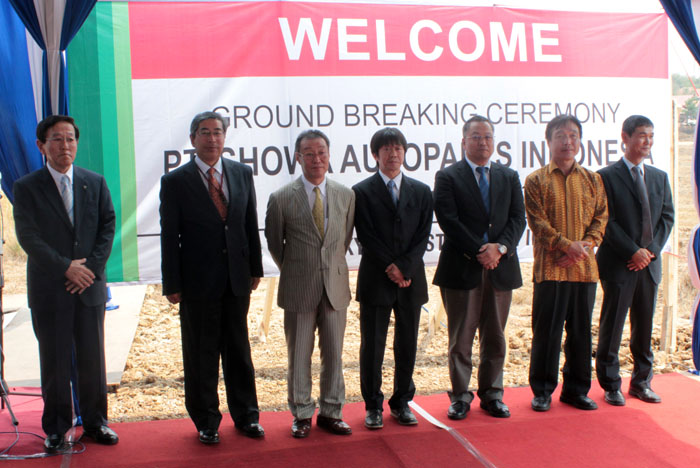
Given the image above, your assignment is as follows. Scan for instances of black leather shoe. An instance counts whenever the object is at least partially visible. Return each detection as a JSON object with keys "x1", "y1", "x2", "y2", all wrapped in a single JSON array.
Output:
[
  {"x1": 447, "y1": 400, "x2": 469, "y2": 420},
  {"x1": 364, "y1": 409, "x2": 383, "y2": 429},
  {"x1": 531, "y1": 395, "x2": 551, "y2": 412},
  {"x1": 198, "y1": 429, "x2": 220, "y2": 444},
  {"x1": 44, "y1": 434, "x2": 65, "y2": 453},
  {"x1": 238, "y1": 422, "x2": 265, "y2": 438},
  {"x1": 559, "y1": 393, "x2": 598, "y2": 410},
  {"x1": 316, "y1": 415, "x2": 352, "y2": 435},
  {"x1": 604, "y1": 390, "x2": 626, "y2": 406},
  {"x1": 391, "y1": 407, "x2": 418, "y2": 426},
  {"x1": 291, "y1": 418, "x2": 312, "y2": 438},
  {"x1": 83, "y1": 425, "x2": 119, "y2": 445},
  {"x1": 480, "y1": 399, "x2": 511, "y2": 418},
  {"x1": 629, "y1": 387, "x2": 661, "y2": 403}
]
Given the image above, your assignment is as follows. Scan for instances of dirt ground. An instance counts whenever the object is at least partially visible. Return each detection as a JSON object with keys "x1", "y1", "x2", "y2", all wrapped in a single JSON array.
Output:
[{"x1": 1, "y1": 142, "x2": 697, "y2": 424}]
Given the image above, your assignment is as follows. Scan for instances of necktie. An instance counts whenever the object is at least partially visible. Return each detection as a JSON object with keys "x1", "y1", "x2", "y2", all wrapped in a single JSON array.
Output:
[
  {"x1": 313, "y1": 186, "x2": 324, "y2": 239},
  {"x1": 387, "y1": 179, "x2": 398, "y2": 206},
  {"x1": 60, "y1": 174, "x2": 74, "y2": 225},
  {"x1": 476, "y1": 166, "x2": 490, "y2": 242},
  {"x1": 207, "y1": 167, "x2": 227, "y2": 220},
  {"x1": 632, "y1": 166, "x2": 653, "y2": 247},
  {"x1": 476, "y1": 166, "x2": 490, "y2": 216}
]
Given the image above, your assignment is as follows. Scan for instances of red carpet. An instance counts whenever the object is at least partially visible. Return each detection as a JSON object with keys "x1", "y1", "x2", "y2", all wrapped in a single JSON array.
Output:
[{"x1": 2, "y1": 373, "x2": 700, "y2": 467}]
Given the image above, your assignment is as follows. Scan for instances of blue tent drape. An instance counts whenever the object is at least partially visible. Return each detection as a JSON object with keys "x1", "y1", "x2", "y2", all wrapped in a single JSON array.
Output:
[
  {"x1": 0, "y1": 0, "x2": 97, "y2": 202},
  {"x1": 0, "y1": 2, "x2": 44, "y2": 202},
  {"x1": 8, "y1": 0, "x2": 96, "y2": 118},
  {"x1": 660, "y1": 0, "x2": 700, "y2": 371}
]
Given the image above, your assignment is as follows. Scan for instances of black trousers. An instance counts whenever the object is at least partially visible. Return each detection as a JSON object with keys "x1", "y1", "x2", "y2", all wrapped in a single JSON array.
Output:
[
  {"x1": 359, "y1": 298, "x2": 421, "y2": 411},
  {"x1": 596, "y1": 271, "x2": 657, "y2": 392},
  {"x1": 529, "y1": 281, "x2": 596, "y2": 398},
  {"x1": 32, "y1": 297, "x2": 107, "y2": 435},
  {"x1": 179, "y1": 284, "x2": 259, "y2": 431}
]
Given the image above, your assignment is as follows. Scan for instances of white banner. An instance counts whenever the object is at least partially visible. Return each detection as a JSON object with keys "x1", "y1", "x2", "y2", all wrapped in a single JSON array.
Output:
[{"x1": 133, "y1": 75, "x2": 670, "y2": 280}]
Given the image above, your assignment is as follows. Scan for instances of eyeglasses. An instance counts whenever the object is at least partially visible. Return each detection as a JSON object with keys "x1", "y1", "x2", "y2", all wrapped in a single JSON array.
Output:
[
  {"x1": 467, "y1": 135, "x2": 493, "y2": 142},
  {"x1": 47, "y1": 136, "x2": 76, "y2": 143},
  {"x1": 552, "y1": 134, "x2": 580, "y2": 143},
  {"x1": 197, "y1": 129, "x2": 225, "y2": 138},
  {"x1": 298, "y1": 151, "x2": 329, "y2": 161}
]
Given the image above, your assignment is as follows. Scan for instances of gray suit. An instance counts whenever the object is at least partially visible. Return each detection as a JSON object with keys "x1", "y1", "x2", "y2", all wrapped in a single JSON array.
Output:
[{"x1": 265, "y1": 176, "x2": 355, "y2": 419}]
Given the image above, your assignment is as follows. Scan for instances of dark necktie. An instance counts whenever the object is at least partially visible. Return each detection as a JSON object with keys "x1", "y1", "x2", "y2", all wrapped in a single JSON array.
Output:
[
  {"x1": 632, "y1": 166, "x2": 653, "y2": 247},
  {"x1": 208, "y1": 167, "x2": 227, "y2": 220},
  {"x1": 477, "y1": 166, "x2": 490, "y2": 243},
  {"x1": 476, "y1": 166, "x2": 490, "y2": 216},
  {"x1": 387, "y1": 179, "x2": 398, "y2": 206}
]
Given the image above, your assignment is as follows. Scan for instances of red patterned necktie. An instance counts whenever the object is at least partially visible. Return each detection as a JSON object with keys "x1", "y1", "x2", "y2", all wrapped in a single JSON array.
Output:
[{"x1": 207, "y1": 167, "x2": 227, "y2": 220}]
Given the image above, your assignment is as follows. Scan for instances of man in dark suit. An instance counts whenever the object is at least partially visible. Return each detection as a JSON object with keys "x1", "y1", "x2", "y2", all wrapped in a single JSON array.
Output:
[
  {"x1": 433, "y1": 115, "x2": 526, "y2": 420},
  {"x1": 13, "y1": 115, "x2": 117, "y2": 452},
  {"x1": 595, "y1": 115, "x2": 674, "y2": 406},
  {"x1": 160, "y1": 111, "x2": 264, "y2": 444},
  {"x1": 352, "y1": 128, "x2": 433, "y2": 430}
]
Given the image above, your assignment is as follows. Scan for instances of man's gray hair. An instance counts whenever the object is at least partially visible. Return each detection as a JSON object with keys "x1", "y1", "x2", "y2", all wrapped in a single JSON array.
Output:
[{"x1": 190, "y1": 111, "x2": 229, "y2": 136}]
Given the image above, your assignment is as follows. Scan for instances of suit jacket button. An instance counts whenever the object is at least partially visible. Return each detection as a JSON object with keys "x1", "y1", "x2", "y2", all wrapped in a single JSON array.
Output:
[
  {"x1": 74, "y1": 241, "x2": 79, "y2": 246},
  {"x1": 395, "y1": 217, "x2": 401, "y2": 223},
  {"x1": 223, "y1": 249, "x2": 227, "y2": 254},
  {"x1": 224, "y1": 226, "x2": 228, "y2": 230}
]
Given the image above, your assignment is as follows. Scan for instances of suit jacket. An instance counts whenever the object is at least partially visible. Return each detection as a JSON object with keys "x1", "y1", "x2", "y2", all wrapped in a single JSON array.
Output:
[
  {"x1": 433, "y1": 159, "x2": 526, "y2": 291},
  {"x1": 353, "y1": 172, "x2": 432, "y2": 306},
  {"x1": 596, "y1": 159, "x2": 674, "y2": 284},
  {"x1": 265, "y1": 177, "x2": 355, "y2": 311},
  {"x1": 160, "y1": 158, "x2": 263, "y2": 300},
  {"x1": 13, "y1": 166, "x2": 115, "y2": 309}
]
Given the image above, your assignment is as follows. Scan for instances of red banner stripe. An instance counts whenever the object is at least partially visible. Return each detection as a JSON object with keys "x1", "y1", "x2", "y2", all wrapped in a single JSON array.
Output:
[{"x1": 129, "y1": 2, "x2": 668, "y2": 79}]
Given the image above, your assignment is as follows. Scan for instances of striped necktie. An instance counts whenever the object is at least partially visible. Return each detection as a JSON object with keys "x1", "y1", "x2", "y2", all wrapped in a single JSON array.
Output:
[
  {"x1": 313, "y1": 186, "x2": 324, "y2": 239},
  {"x1": 208, "y1": 167, "x2": 227, "y2": 220}
]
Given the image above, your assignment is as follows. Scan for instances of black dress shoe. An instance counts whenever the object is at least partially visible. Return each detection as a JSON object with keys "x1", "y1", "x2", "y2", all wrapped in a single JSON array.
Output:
[
  {"x1": 390, "y1": 407, "x2": 418, "y2": 426},
  {"x1": 291, "y1": 418, "x2": 312, "y2": 438},
  {"x1": 44, "y1": 434, "x2": 65, "y2": 453},
  {"x1": 447, "y1": 400, "x2": 469, "y2": 420},
  {"x1": 238, "y1": 422, "x2": 265, "y2": 438},
  {"x1": 480, "y1": 399, "x2": 511, "y2": 418},
  {"x1": 364, "y1": 409, "x2": 383, "y2": 429},
  {"x1": 531, "y1": 395, "x2": 551, "y2": 412},
  {"x1": 316, "y1": 415, "x2": 352, "y2": 435},
  {"x1": 198, "y1": 429, "x2": 220, "y2": 444},
  {"x1": 629, "y1": 387, "x2": 661, "y2": 403},
  {"x1": 559, "y1": 393, "x2": 598, "y2": 410},
  {"x1": 604, "y1": 390, "x2": 626, "y2": 406},
  {"x1": 83, "y1": 425, "x2": 119, "y2": 445}
]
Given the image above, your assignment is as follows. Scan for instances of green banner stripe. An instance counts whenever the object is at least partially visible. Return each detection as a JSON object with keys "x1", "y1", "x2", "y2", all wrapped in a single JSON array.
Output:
[
  {"x1": 94, "y1": 3, "x2": 124, "y2": 281},
  {"x1": 67, "y1": 3, "x2": 140, "y2": 282},
  {"x1": 112, "y1": 2, "x2": 139, "y2": 281},
  {"x1": 67, "y1": 10, "x2": 103, "y2": 175}
]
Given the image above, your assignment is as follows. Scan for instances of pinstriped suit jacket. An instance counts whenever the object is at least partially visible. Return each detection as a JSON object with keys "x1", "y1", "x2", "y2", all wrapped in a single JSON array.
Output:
[{"x1": 265, "y1": 176, "x2": 355, "y2": 311}]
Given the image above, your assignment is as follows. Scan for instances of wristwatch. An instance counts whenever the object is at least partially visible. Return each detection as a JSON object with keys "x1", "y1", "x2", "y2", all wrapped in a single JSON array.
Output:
[{"x1": 497, "y1": 244, "x2": 507, "y2": 255}]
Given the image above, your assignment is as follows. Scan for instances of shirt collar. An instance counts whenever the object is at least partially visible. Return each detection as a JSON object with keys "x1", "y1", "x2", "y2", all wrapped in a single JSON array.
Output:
[
  {"x1": 47, "y1": 163, "x2": 73, "y2": 186},
  {"x1": 622, "y1": 156, "x2": 644, "y2": 176},
  {"x1": 465, "y1": 157, "x2": 491, "y2": 180},
  {"x1": 301, "y1": 174, "x2": 327, "y2": 196},
  {"x1": 547, "y1": 159, "x2": 580, "y2": 175},
  {"x1": 194, "y1": 155, "x2": 223, "y2": 175},
  {"x1": 378, "y1": 170, "x2": 402, "y2": 190}
]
